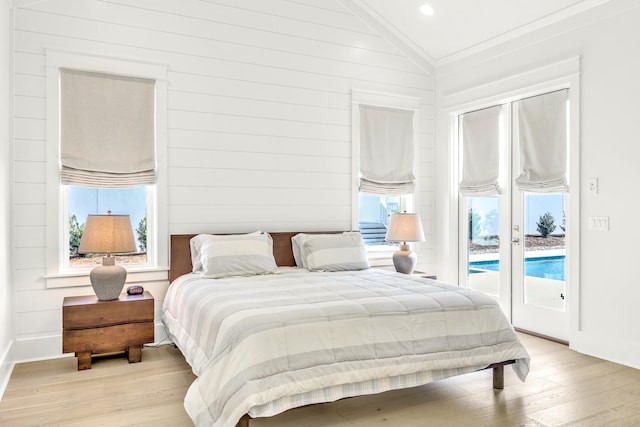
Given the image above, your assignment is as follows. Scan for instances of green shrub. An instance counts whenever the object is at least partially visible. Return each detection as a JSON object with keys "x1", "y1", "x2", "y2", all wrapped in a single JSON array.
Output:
[
  {"x1": 136, "y1": 214, "x2": 147, "y2": 252},
  {"x1": 536, "y1": 211, "x2": 556, "y2": 238},
  {"x1": 69, "y1": 214, "x2": 85, "y2": 257},
  {"x1": 468, "y1": 208, "x2": 482, "y2": 241}
]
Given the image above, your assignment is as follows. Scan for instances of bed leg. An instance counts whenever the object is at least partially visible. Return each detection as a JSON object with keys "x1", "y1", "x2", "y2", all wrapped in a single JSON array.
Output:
[
  {"x1": 493, "y1": 365, "x2": 505, "y2": 389},
  {"x1": 235, "y1": 414, "x2": 250, "y2": 427}
]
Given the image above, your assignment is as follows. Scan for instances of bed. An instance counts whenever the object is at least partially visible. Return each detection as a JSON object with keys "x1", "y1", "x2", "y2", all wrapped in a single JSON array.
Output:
[{"x1": 163, "y1": 232, "x2": 530, "y2": 427}]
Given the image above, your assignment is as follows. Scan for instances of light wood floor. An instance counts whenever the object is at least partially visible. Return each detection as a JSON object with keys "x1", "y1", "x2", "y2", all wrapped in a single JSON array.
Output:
[{"x1": 1, "y1": 333, "x2": 640, "y2": 426}]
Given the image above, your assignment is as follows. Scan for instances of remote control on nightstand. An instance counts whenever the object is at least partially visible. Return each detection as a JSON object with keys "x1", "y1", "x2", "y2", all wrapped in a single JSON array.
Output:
[{"x1": 127, "y1": 285, "x2": 144, "y2": 295}]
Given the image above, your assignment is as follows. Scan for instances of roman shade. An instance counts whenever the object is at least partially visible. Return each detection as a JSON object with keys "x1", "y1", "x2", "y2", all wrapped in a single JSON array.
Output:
[
  {"x1": 459, "y1": 105, "x2": 502, "y2": 196},
  {"x1": 515, "y1": 89, "x2": 569, "y2": 192},
  {"x1": 60, "y1": 69, "x2": 156, "y2": 187},
  {"x1": 359, "y1": 105, "x2": 415, "y2": 195}
]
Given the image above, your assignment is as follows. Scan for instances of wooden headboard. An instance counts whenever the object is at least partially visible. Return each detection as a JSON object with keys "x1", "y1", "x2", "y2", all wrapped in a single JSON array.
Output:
[{"x1": 169, "y1": 232, "x2": 339, "y2": 283}]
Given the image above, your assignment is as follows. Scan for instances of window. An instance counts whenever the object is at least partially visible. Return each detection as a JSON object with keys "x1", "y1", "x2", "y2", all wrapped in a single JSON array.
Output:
[
  {"x1": 67, "y1": 186, "x2": 148, "y2": 268},
  {"x1": 45, "y1": 50, "x2": 168, "y2": 288},
  {"x1": 358, "y1": 193, "x2": 413, "y2": 247},
  {"x1": 351, "y1": 90, "x2": 420, "y2": 260}
]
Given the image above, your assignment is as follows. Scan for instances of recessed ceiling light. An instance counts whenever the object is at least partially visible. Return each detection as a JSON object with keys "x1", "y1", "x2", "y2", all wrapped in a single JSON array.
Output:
[{"x1": 419, "y1": 4, "x2": 434, "y2": 16}]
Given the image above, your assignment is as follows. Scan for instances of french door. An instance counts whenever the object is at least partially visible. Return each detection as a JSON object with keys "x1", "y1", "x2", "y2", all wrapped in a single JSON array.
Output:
[
  {"x1": 458, "y1": 91, "x2": 571, "y2": 342},
  {"x1": 511, "y1": 191, "x2": 568, "y2": 340}
]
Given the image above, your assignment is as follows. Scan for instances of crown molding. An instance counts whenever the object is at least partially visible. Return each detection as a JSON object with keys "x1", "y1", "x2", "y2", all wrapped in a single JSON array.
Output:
[
  {"x1": 13, "y1": 0, "x2": 49, "y2": 7},
  {"x1": 338, "y1": 0, "x2": 622, "y2": 72},
  {"x1": 436, "y1": 0, "x2": 614, "y2": 66},
  {"x1": 337, "y1": 0, "x2": 434, "y2": 77}
]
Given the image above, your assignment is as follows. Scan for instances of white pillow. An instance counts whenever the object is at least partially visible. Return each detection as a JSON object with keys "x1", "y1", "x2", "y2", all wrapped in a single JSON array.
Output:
[
  {"x1": 301, "y1": 233, "x2": 370, "y2": 272},
  {"x1": 291, "y1": 233, "x2": 309, "y2": 268},
  {"x1": 292, "y1": 232, "x2": 363, "y2": 269},
  {"x1": 190, "y1": 231, "x2": 261, "y2": 272},
  {"x1": 292, "y1": 233, "x2": 335, "y2": 268},
  {"x1": 199, "y1": 232, "x2": 278, "y2": 279}
]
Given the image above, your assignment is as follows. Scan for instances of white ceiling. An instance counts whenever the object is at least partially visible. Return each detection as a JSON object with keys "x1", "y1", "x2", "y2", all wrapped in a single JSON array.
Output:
[{"x1": 354, "y1": 0, "x2": 611, "y2": 64}]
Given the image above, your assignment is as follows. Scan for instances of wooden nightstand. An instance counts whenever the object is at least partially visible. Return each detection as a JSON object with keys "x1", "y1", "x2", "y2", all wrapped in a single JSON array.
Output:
[
  {"x1": 413, "y1": 271, "x2": 437, "y2": 279},
  {"x1": 62, "y1": 291, "x2": 154, "y2": 370}
]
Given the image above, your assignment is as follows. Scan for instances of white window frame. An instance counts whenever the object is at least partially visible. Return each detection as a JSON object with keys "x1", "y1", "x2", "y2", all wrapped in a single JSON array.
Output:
[
  {"x1": 45, "y1": 50, "x2": 169, "y2": 288},
  {"x1": 351, "y1": 89, "x2": 420, "y2": 240}
]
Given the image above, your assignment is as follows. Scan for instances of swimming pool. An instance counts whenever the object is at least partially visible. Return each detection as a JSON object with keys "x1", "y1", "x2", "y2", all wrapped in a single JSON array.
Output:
[{"x1": 469, "y1": 255, "x2": 565, "y2": 281}]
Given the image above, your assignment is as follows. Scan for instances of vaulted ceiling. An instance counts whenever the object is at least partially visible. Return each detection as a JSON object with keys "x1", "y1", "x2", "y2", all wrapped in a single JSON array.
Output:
[{"x1": 344, "y1": 0, "x2": 612, "y2": 67}]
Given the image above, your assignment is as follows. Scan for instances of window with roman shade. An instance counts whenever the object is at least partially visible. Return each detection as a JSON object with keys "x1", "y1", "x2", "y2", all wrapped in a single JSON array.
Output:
[
  {"x1": 459, "y1": 105, "x2": 502, "y2": 196},
  {"x1": 359, "y1": 105, "x2": 415, "y2": 195},
  {"x1": 60, "y1": 69, "x2": 156, "y2": 187},
  {"x1": 515, "y1": 89, "x2": 569, "y2": 192},
  {"x1": 45, "y1": 50, "x2": 169, "y2": 288}
]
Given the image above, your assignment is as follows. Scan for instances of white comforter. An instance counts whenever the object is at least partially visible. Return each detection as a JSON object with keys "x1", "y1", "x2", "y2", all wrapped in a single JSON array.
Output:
[{"x1": 162, "y1": 269, "x2": 530, "y2": 427}]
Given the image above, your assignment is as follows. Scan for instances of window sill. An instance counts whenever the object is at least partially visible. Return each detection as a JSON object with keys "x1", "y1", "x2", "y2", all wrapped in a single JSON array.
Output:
[
  {"x1": 366, "y1": 247, "x2": 396, "y2": 268},
  {"x1": 45, "y1": 266, "x2": 169, "y2": 289}
]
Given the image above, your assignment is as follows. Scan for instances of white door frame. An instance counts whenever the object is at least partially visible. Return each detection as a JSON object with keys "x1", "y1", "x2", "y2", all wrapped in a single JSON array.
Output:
[{"x1": 446, "y1": 57, "x2": 581, "y2": 340}]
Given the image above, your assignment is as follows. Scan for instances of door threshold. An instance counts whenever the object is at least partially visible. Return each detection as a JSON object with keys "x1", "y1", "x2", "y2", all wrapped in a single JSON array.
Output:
[{"x1": 514, "y1": 327, "x2": 569, "y2": 346}]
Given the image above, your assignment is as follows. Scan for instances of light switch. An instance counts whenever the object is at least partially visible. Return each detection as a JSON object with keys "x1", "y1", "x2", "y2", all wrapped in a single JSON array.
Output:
[
  {"x1": 587, "y1": 178, "x2": 598, "y2": 194},
  {"x1": 589, "y1": 216, "x2": 609, "y2": 231}
]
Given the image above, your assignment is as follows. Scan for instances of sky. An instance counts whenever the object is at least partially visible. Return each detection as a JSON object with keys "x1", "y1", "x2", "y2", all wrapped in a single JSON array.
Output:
[
  {"x1": 469, "y1": 193, "x2": 565, "y2": 236},
  {"x1": 68, "y1": 186, "x2": 147, "y2": 247},
  {"x1": 68, "y1": 186, "x2": 562, "y2": 248}
]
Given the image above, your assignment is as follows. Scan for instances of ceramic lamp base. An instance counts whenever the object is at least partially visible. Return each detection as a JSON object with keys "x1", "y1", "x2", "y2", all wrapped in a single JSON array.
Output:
[
  {"x1": 90, "y1": 260, "x2": 127, "y2": 300},
  {"x1": 392, "y1": 249, "x2": 418, "y2": 274}
]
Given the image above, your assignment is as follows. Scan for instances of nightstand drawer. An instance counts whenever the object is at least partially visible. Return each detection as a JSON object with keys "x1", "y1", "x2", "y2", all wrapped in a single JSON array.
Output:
[
  {"x1": 63, "y1": 292, "x2": 154, "y2": 330},
  {"x1": 63, "y1": 322, "x2": 154, "y2": 354}
]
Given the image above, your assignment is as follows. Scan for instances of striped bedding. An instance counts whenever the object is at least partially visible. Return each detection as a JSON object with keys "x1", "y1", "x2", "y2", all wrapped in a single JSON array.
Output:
[{"x1": 162, "y1": 269, "x2": 530, "y2": 427}]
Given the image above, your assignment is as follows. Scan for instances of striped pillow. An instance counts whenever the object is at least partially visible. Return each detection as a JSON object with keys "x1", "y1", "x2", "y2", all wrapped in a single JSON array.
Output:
[
  {"x1": 190, "y1": 231, "x2": 261, "y2": 272},
  {"x1": 291, "y1": 233, "x2": 311, "y2": 268},
  {"x1": 199, "y1": 232, "x2": 278, "y2": 279},
  {"x1": 301, "y1": 233, "x2": 370, "y2": 272}
]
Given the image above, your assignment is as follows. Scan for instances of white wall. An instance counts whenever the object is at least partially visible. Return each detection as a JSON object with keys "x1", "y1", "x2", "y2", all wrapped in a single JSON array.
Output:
[
  {"x1": 0, "y1": 0, "x2": 15, "y2": 398},
  {"x1": 434, "y1": 0, "x2": 640, "y2": 368},
  {"x1": 10, "y1": 0, "x2": 434, "y2": 361}
]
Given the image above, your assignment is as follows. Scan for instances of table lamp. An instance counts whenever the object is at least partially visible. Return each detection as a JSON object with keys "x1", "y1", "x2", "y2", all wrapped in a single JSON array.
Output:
[
  {"x1": 78, "y1": 212, "x2": 137, "y2": 300},
  {"x1": 385, "y1": 212, "x2": 425, "y2": 274}
]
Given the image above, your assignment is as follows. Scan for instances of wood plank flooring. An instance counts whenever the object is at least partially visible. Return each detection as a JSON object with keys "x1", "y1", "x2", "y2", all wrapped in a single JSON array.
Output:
[{"x1": 1, "y1": 333, "x2": 639, "y2": 426}]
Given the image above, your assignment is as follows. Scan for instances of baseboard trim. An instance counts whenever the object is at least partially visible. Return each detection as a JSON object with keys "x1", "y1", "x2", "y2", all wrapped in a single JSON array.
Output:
[
  {"x1": 0, "y1": 339, "x2": 15, "y2": 401},
  {"x1": 11, "y1": 323, "x2": 169, "y2": 366},
  {"x1": 570, "y1": 331, "x2": 640, "y2": 370}
]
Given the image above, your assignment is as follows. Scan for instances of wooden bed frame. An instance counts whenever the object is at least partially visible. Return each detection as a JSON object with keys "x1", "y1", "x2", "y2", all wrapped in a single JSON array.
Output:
[
  {"x1": 170, "y1": 232, "x2": 304, "y2": 283},
  {"x1": 168, "y1": 233, "x2": 515, "y2": 427}
]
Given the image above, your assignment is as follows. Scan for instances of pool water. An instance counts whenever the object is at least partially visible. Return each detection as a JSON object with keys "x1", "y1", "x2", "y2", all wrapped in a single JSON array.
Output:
[{"x1": 469, "y1": 255, "x2": 565, "y2": 281}]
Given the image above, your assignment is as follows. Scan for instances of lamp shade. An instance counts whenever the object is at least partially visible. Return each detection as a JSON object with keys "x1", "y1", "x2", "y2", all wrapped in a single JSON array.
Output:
[
  {"x1": 78, "y1": 213, "x2": 136, "y2": 300},
  {"x1": 385, "y1": 212, "x2": 425, "y2": 243},
  {"x1": 78, "y1": 214, "x2": 136, "y2": 255}
]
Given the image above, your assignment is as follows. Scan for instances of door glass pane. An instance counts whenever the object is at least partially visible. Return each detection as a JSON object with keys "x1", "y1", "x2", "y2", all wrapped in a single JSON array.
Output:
[
  {"x1": 467, "y1": 196, "x2": 501, "y2": 296},
  {"x1": 523, "y1": 193, "x2": 566, "y2": 311}
]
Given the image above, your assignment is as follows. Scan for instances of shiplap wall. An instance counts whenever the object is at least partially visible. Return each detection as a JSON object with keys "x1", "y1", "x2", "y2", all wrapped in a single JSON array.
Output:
[
  {"x1": 1, "y1": 0, "x2": 14, "y2": 393},
  {"x1": 11, "y1": 0, "x2": 434, "y2": 360}
]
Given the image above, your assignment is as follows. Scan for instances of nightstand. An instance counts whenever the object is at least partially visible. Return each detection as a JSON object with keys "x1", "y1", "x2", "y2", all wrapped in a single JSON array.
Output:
[
  {"x1": 413, "y1": 271, "x2": 437, "y2": 279},
  {"x1": 62, "y1": 291, "x2": 154, "y2": 370}
]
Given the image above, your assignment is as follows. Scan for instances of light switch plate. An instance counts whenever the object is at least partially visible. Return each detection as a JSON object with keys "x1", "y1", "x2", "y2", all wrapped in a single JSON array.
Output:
[
  {"x1": 587, "y1": 177, "x2": 598, "y2": 194},
  {"x1": 589, "y1": 216, "x2": 609, "y2": 231}
]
